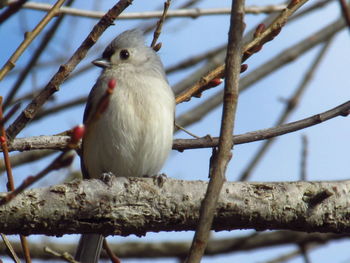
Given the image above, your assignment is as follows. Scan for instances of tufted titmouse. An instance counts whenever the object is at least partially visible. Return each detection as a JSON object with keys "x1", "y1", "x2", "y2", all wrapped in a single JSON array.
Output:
[{"x1": 75, "y1": 29, "x2": 175, "y2": 263}]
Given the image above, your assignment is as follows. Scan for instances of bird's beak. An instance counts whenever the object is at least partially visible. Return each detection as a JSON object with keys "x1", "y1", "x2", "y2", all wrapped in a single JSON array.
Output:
[{"x1": 92, "y1": 58, "x2": 111, "y2": 68}]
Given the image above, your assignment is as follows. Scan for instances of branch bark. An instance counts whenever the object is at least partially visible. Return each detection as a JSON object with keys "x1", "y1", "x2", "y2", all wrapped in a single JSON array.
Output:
[{"x1": 1, "y1": 177, "x2": 350, "y2": 236}]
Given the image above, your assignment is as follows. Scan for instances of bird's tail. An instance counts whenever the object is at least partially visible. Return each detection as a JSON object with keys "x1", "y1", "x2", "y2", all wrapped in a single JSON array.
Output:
[{"x1": 75, "y1": 234, "x2": 104, "y2": 263}]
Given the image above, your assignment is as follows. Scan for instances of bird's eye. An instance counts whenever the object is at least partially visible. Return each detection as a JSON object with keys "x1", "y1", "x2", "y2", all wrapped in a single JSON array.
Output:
[{"x1": 119, "y1": 49, "x2": 130, "y2": 60}]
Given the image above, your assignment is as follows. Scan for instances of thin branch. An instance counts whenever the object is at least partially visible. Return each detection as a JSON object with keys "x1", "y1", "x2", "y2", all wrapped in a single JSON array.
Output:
[
  {"x1": 1, "y1": 233, "x2": 20, "y2": 263},
  {"x1": 175, "y1": 0, "x2": 310, "y2": 105},
  {"x1": 34, "y1": 96, "x2": 86, "y2": 121},
  {"x1": 43, "y1": 246, "x2": 78, "y2": 263},
  {"x1": 4, "y1": 99, "x2": 350, "y2": 152},
  {"x1": 150, "y1": 0, "x2": 171, "y2": 48},
  {"x1": 299, "y1": 244, "x2": 311, "y2": 263},
  {"x1": 238, "y1": 39, "x2": 332, "y2": 181},
  {"x1": 0, "y1": 97, "x2": 32, "y2": 262},
  {"x1": 173, "y1": 100, "x2": 350, "y2": 151},
  {"x1": 0, "y1": 150, "x2": 56, "y2": 172},
  {"x1": 5, "y1": 0, "x2": 133, "y2": 141},
  {"x1": 166, "y1": 45, "x2": 225, "y2": 74},
  {"x1": 186, "y1": 1, "x2": 244, "y2": 262},
  {"x1": 0, "y1": 0, "x2": 66, "y2": 81},
  {"x1": 8, "y1": 2, "x2": 288, "y2": 20},
  {"x1": 175, "y1": 17, "x2": 345, "y2": 129},
  {"x1": 172, "y1": 0, "x2": 333, "y2": 96},
  {"x1": 103, "y1": 239, "x2": 121, "y2": 263},
  {"x1": 0, "y1": 0, "x2": 27, "y2": 24},
  {"x1": 338, "y1": 0, "x2": 350, "y2": 31},
  {"x1": 3, "y1": 0, "x2": 75, "y2": 109}
]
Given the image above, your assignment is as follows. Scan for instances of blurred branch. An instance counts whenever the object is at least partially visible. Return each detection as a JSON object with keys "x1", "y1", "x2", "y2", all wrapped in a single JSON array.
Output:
[
  {"x1": 1, "y1": 177, "x2": 350, "y2": 235},
  {"x1": 176, "y1": 17, "x2": 345, "y2": 128},
  {"x1": 0, "y1": 0, "x2": 27, "y2": 24},
  {"x1": 4, "y1": 99, "x2": 350, "y2": 152},
  {"x1": 263, "y1": 245, "x2": 316, "y2": 263},
  {"x1": 5, "y1": 0, "x2": 133, "y2": 141},
  {"x1": 0, "y1": 0, "x2": 66, "y2": 81},
  {"x1": 338, "y1": 0, "x2": 350, "y2": 31},
  {"x1": 0, "y1": 150, "x2": 56, "y2": 172},
  {"x1": 8, "y1": 2, "x2": 288, "y2": 19},
  {"x1": 186, "y1": 1, "x2": 244, "y2": 262},
  {"x1": 238, "y1": 39, "x2": 332, "y2": 181},
  {"x1": 166, "y1": 45, "x2": 225, "y2": 74},
  {"x1": 34, "y1": 96, "x2": 86, "y2": 121},
  {"x1": 2, "y1": 231, "x2": 348, "y2": 260}
]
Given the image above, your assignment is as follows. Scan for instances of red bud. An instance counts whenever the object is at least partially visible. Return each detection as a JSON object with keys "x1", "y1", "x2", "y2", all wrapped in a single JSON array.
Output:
[
  {"x1": 71, "y1": 124, "x2": 85, "y2": 144},
  {"x1": 240, "y1": 64, "x2": 248, "y2": 73},
  {"x1": 209, "y1": 78, "x2": 223, "y2": 87}
]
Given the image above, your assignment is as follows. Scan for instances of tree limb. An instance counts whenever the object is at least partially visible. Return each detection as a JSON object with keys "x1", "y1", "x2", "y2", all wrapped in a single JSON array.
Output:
[{"x1": 1, "y1": 177, "x2": 350, "y2": 236}]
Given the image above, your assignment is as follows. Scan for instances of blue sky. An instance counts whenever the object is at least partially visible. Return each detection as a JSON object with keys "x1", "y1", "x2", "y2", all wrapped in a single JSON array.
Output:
[{"x1": 1, "y1": 0, "x2": 350, "y2": 262}]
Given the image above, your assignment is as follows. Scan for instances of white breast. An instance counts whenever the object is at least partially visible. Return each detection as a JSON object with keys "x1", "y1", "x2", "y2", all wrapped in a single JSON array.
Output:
[{"x1": 82, "y1": 73, "x2": 175, "y2": 178}]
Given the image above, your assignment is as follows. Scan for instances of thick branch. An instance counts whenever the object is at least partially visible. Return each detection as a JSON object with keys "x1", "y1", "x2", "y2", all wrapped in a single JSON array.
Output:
[{"x1": 0, "y1": 177, "x2": 350, "y2": 236}]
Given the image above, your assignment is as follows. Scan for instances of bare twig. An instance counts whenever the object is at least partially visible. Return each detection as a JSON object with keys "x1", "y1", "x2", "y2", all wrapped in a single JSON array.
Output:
[
  {"x1": 176, "y1": 0, "x2": 309, "y2": 105},
  {"x1": 238, "y1": 39, "x2": 332, "y2": 181},
  {"x1": 173, "y1": 0, "x2": 333, "y2": 97},
  {"x1": 176, "y1": 17, "x2": 345, "y2": 129},
  {"x1": 173, "y1": 100, "x2": 350, "y2": 151},
  {"x1": 0, "y1": 0, "x2": 66, "y2": 81},
  {"x1": 0, "y1": 0, "x2": 27, "y2": 24},
  {"x1": 1, "y1": 233, "x2": 20, "y2": 263},
  {"x1": 8, "y1": 2, "x2": 288, "y2": 19},
  {"x1": 3, "y1": 0, "x2": 75, "y2": 109},
  {"x1": 166, "y1": 45, "x2": 225, "y2": 74},
  {"x1": 35, "y1": 96, "x2": 86, "y2": 121},
  {"x1": 150, "y1": 0, "x2": 171, "y2": 48},
  {"x1": 186, "y1": 1, "x2": 245, "y2": 262},
  {"x1": 103, "y1": 239, "x2": 121, "y2": 263},
  {"x1": 5, "y1": 0, "x2": 133, "y2": 141}
]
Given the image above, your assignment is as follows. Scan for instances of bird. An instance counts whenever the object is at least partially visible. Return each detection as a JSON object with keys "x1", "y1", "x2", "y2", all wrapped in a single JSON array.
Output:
[{"x1": 75, "y1": 29, "x2": 175, "y2": 263}]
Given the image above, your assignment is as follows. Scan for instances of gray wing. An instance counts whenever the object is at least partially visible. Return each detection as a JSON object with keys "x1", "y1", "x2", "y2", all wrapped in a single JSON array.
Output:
[{"x1": 81, "y1": 83, "x2": 99, "y2": 179}]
